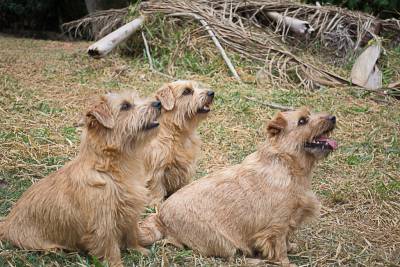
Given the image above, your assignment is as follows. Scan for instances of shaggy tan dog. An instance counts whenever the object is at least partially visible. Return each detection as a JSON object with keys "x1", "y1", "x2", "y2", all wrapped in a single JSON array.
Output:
[
  {"x1": 145, "y1": 80, "x2": 214, "y2": 206},
  {"x1": 0, "y1": 91, "x2": 162, "y2": 267},
  {"x1": 139, "y1": 107, "x2": 338, "y2": 266}
]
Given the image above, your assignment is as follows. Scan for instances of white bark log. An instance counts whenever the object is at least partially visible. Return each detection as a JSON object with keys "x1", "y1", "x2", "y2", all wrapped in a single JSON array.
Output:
[
  {"x1": 266, "y1": 12, "x2": 314, "y2": 35},
  {"x1": 87, "y1": 16, "x2": 144, "y2": 58}
]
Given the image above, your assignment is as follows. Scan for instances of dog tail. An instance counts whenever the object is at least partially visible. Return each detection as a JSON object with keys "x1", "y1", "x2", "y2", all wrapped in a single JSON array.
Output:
[{"x1": 138, "y1": 213, "x2": 165, "y2": 247}]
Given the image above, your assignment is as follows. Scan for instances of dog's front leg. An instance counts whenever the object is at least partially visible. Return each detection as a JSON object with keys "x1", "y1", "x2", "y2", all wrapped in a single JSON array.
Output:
[
  {"x1": 253, "y1": 226, "x2": 296, "y2": 267},
  {"x1": 285, "y1": 226, "x2": 298, "y2": 254},
  {"x1": 274, "y1": 234, "x2": 297, "y2": 267},
  {"x1": 81, "y1": 218, "x2": 124, "y2": 267},
  {"x1": 147, "y1": 170, "x2": 167, "y2": 207},
  {"x1": 83, "y1": 233, "x2": 123, "y2": 267}
]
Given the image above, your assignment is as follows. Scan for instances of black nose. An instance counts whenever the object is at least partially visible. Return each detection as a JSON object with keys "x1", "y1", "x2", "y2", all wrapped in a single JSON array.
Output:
[
  {"x1": 328, "y1": 115, "x2": 336, "y2": 124},
  {"x1": 207, "y1": 91, "x2": 215, "y2": 97},
  {"x1": 151, "y1": 101, "x2": 162, "y2": 109}
]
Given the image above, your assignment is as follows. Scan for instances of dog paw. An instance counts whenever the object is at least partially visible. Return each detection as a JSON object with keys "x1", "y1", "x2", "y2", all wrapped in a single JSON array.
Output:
[
  {"x1": 245, "y1": 258, "x2": 265, "y2": 265},
  {"x1": 287, "y1": 242, "x2": 299, "y2": 253},
  {"x1": 280, "y1": 258, "x2": 297, "y2": 267},
  {"x1": 134, "y1": 246, "x2": 150, "y2": 256},
  {"x1": 163, "y1": 236, "x2": 184, "y2": 249}
]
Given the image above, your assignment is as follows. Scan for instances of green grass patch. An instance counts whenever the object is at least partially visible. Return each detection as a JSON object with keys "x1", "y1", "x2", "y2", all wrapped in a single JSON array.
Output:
[
  {"x1": 373, "y1": 179, "x2": 400, "y2": 201},
  {"x1": 0, "y1": 35, "x2": 399, "y2": 267}
]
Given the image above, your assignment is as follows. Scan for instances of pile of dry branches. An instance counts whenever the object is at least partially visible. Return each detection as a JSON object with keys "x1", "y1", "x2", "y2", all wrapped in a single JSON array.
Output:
[
  {"x1": 210, "y1": 1, "x2": 398, "y2": 53},
  {"x1": 62, "y1": 0, "x2": 400, "y2": 90}
]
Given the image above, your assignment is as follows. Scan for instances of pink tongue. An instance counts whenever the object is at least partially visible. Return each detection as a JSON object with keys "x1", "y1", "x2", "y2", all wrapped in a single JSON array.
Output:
[{"x1": 317, "y1": 136, "x2": 338, "y2": 150}]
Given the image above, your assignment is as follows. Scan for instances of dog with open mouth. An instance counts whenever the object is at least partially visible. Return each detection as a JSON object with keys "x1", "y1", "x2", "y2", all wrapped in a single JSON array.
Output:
[
  {"x1": 139, "y1": 107, "x2": 337, "y2": 266},
  {"x1": 0, "y1": 91, "x2": 162, "y2": 267},
  {"x1": 144, "y1": 80, "x2": 214, "y2": 207}
]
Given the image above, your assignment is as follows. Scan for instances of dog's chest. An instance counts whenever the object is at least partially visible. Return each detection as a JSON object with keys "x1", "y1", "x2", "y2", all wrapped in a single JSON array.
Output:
[
  {"x1": 163, "y1": 134, "x2": 199, "y2": 167},
  {"x1": 161, "y1": 136, "x2": 200, "y2": 190},
  {"x1": 100, "y1": 176, "x2": 146, "y2": 214},
  {"x1": 163, "y1": 149, "x2": 196, "y2": 180},
  {"x1": 280, "y1": 189, "x2": 321, "y2": 229}
]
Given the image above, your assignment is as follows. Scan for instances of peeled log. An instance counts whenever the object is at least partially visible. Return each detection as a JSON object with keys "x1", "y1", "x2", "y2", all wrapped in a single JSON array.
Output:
[
  {"x1": 266, "y1": 12, "x2": 314, "y2": 35},
  {"x1": 87, "y1": 16, "x2": 144, "y2": 58}
]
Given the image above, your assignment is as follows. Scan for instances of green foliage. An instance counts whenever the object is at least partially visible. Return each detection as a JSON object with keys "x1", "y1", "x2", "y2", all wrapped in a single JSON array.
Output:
[
  {"x1": 305, "y1": 0, "x2": 400, "y2": 18},
  {"x1": 123, "y1": 13, "x2": 228, "y2": 78}
]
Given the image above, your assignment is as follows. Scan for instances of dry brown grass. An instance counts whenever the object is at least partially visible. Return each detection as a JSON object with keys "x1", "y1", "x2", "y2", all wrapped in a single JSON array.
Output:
[{"x1": 0, "y1": 35, "x2": 399, "y2": 266}]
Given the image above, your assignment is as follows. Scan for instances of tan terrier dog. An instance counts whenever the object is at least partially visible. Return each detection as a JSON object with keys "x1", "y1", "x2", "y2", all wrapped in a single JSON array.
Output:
[
  {"x1": 139, "y1": 107, "x2": 338, "y2": 266},
  {"x1": 0, "y1": 91, "x2": 162, "y2": 267},
  {"x1": 144, "y1": 80, "x2": 214, "y2": 206}
]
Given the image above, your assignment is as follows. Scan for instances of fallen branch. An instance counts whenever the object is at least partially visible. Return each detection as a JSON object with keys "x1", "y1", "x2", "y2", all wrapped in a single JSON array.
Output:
[
  {"x1": 142, "y1": 31, "x2": 155, "y2": 70},
  {"x1": 244, "y1": 96, "x2": 293, "y2": 111},
  {"x1": 169, "y1": 12, "x2": 241, "y2": 81},
  {"x1": 388, "y1": 81, "x2": 400, "y2": 89},
  {"x1": 354, "y1": 86, "x2": 398, "y2": 97},
  {"x1": 198, "y1": 18, "x2": 241, "y2": 81},
  {"x1": 87, "y1": 16, "x2": 145, "y2": 58}
]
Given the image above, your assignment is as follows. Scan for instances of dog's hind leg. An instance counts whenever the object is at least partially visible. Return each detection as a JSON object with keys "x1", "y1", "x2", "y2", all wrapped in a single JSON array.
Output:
[
  {"x1": 274, "y1": 234, "x2": 295, "y2": 267},
  {"x1": 164, "y1": 235, "x2": 184, "y2": 249}
]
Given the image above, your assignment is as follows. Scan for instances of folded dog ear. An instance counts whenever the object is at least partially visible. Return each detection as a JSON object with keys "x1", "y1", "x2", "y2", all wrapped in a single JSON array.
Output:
[
  {"x1": 156, "y1": 85, "x2": 175, "y2": 111},
  {"x1": 86, "y1": 98, "x2": 115, "y2": 129},
  {"x1": 266, "y1": 113, "x2": 287, "y2": 137}
]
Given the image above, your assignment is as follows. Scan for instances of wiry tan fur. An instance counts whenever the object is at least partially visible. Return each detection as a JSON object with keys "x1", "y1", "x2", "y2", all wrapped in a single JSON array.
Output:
[
  {"x1": 139, "y1": 107, "x2": 337, "y2": 266},
  {"x1": 0, "y1": 91, "x2": 162, "y2": 267},
  {"x1": 144, "y1": 80, "x2": 214, "y2": 206}
]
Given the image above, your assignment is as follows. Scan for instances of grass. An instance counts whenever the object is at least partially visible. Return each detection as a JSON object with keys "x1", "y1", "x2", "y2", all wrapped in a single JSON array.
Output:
[{"x1": 0, "y1": 35, "x2": 399, "y2": 266}]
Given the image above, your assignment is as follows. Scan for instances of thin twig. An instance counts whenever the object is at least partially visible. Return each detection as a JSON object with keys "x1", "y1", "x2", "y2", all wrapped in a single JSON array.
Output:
[
  {"x1": 355, "y1": 86, "x2": 398, "y2": 97},
  {"x1": 142, "y1": 31, "x2": 155, "y2": 70},
  {"x1": 244, "y1": 96, "x2": 294, "y2": 111},
  {"x1": 199, "y1": 18, "x2": 241, "y2": 81}
]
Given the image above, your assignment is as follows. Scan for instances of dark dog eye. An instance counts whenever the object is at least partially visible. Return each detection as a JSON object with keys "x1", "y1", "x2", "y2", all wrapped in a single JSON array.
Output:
[
  {"x1": 182, "y1": 88, "x2": 193, "y2": 96},
  {"x1": 120, "y1": 101, "x2": 132, "y2": 111},
  {"x1": 298, "y1": 117, "x2": 308, "y2": 126}
]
